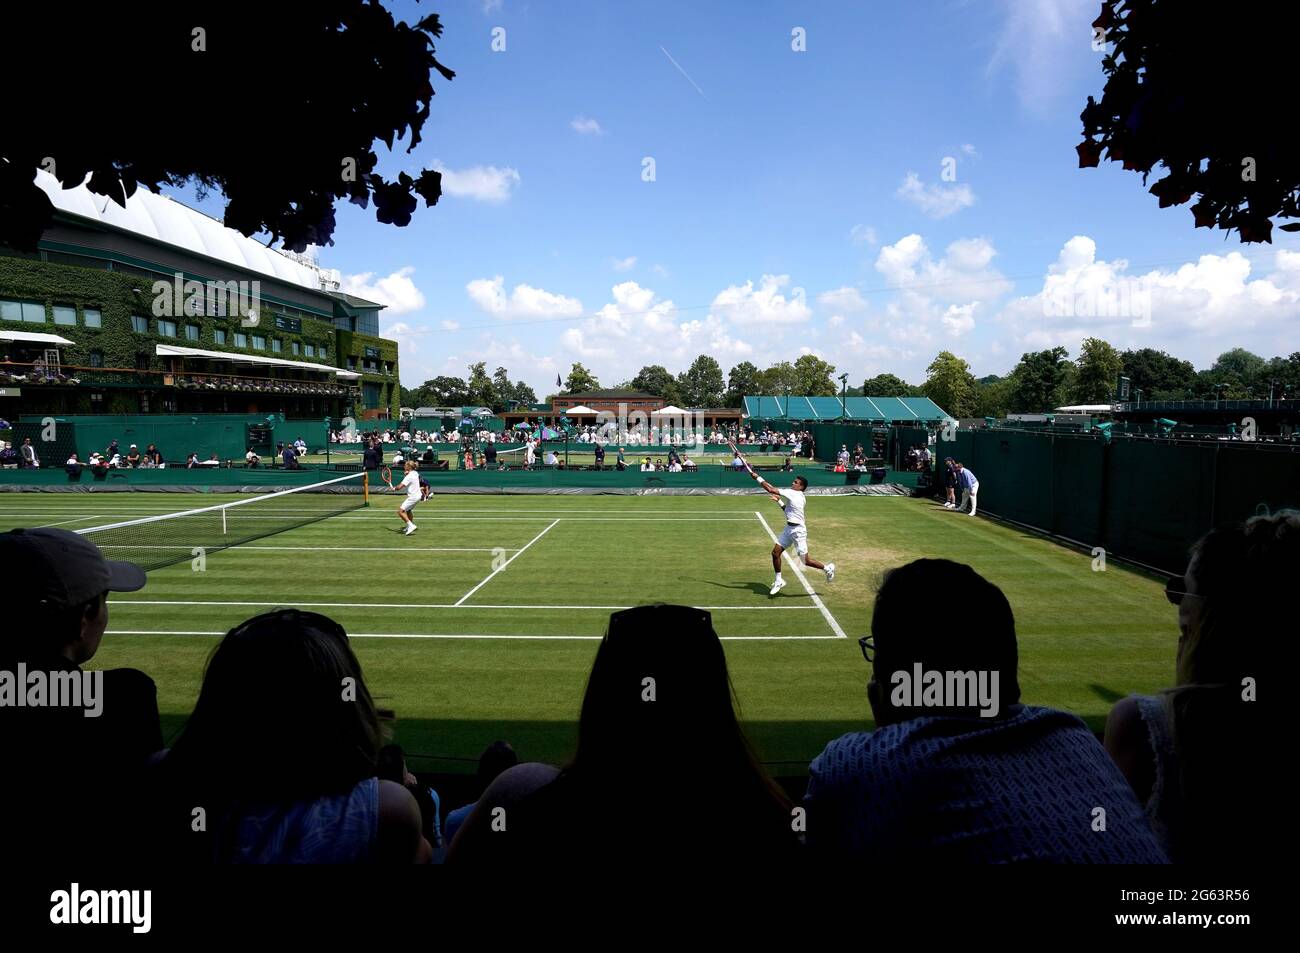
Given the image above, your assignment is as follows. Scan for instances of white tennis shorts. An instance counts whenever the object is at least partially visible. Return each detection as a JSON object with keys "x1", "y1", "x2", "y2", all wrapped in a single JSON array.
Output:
[
  {"x1": 400, "y1": 498, "x2": 419, "y2": 513},
  {"x1": 777, "y1": 523, "x2": 808, "y2": 556}
]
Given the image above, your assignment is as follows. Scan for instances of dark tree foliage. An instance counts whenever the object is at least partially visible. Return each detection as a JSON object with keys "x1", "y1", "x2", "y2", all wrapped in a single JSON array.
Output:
[
  {"x1": 1078, "y1": 0, "x2": 1298, "y2": 242},
  {"x1": 0, "y1": 1, "x2": 454, "y2": 252}
]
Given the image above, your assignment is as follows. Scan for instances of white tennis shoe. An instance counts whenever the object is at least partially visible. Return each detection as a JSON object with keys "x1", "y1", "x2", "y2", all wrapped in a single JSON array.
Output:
[
  {"x1": 769, "y1": 577, "x2": 787, "y2": 596},
  {"x1": 404, "y1": 523, "x2": 418, "y2": 536},
  {"x1": 824, "y1": 563, "x2": 836, "y2": 583}
]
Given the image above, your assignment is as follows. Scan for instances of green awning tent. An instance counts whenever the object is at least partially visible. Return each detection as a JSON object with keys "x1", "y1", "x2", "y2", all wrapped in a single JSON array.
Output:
[{"x1": 741, "y1": 395, "x2": 950, "y2": 423}]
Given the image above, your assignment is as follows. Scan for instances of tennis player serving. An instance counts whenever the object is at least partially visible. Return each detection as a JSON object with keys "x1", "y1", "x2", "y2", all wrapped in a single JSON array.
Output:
[
  {"x1": 730, "y1": 442, "x2": 835, "y2": 596},
  {"x1": 390, "y1": 460, "x2": 423, "y2": 536}
]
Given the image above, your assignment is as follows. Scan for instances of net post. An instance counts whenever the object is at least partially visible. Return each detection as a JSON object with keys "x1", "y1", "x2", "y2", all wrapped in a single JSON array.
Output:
[
  {"x1": 363, "y1": 471, "x2": 370, "y2": 506},
  {"x1": 222, "y1": 505, "x2": 227, "y2": 536}
]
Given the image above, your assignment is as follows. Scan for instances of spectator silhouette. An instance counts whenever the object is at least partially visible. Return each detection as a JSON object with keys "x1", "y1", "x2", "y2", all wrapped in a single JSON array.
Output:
[
  {"x1": 377, "y1": 743, "x2": 443, "y2": 851},
  {"x1": 1105, "y1": 512, "x2": 1287, "y2": 864},
  {"x1": 448, "y1": 604, "x2": 799, "y2": 867},
  {"x1": 443, "y1": 741, "x2": 518, "y2": 847},
  {"x1": 805, "y1": 559, "x2": 1167, "y2": 863},
  {"x1": 0, "y1": 528, "x2": 159, "y2": 861},
  {"x1": 148, "y1": 609, "x2": 428, "y2": 863}
]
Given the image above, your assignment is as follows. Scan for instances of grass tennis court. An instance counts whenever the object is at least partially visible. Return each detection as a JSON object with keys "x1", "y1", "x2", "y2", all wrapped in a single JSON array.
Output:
[{"x1": 0, "y1": 491, "x2": 1176, "y2": 772}]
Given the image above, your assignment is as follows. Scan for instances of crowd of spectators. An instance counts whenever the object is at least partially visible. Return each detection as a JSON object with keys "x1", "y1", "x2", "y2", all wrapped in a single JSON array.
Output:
[
  {"x1": 173, "y1": 374, "x2": 351, "y2": 397},
  {"x1": 0, "y1": 355, "x2": 80, "y2": 386},
  {"x1": 1, "y1": 510, "x2": 1283, "y2": 865}
]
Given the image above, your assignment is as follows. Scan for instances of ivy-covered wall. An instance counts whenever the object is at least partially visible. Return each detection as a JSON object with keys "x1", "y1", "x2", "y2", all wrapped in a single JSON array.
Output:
[
  {"x1": 336, "y1": 328, "x2": 400, "y2": 419},
  {"x1": 0, "y1": 257, "x2": 342, "y2": 369}
]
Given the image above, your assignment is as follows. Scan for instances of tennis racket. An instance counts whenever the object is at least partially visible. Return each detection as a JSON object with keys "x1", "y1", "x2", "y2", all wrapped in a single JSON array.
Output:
[{"x1": 380, "y1": 465, "x2": 394, "y2": 489}]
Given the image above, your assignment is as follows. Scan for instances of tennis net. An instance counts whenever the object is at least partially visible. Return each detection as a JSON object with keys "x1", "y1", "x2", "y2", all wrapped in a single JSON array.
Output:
[{"x1": 76, "y1": 471, "x2": 368, "y2": 572}]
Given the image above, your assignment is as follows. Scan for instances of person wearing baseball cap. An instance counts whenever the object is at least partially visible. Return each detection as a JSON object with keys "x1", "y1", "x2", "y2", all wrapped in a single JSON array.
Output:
[
  {"x1": 1, "y1": 527, "x2": 147, "y2": 662},
  {"x1": 0, "y1": 528, "x2": 160, "y2": 859}
]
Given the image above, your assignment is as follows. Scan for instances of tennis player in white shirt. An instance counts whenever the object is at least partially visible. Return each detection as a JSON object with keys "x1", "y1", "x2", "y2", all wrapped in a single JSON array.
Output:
[
  {"x1": 393, "y1": 460, "x2": 423, "y2": 536},
  {"x1": 732, "y1": 445, "x2": 835, "y2": 595}
]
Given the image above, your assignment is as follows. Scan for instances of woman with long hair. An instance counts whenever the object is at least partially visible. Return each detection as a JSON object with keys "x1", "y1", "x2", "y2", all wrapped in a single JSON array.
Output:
[
  {"x1": 1105, "y1": 511, "x2": 1290, "y2": 863},
  {"x1": 448, "y1": 604, "x2": 799, "y2": 866},
  {"x1": 149, "y1": 609, "x2": 428, "y2": 863}
]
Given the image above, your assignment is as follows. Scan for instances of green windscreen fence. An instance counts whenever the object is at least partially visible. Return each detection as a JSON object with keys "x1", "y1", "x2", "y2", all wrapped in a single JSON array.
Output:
[
  {"x1": 1104, "y1": 441, "x2": 1218, "y2": 570},
  {"x1": 941, "y1": 429, "x2": 1300, "y2": 572}
]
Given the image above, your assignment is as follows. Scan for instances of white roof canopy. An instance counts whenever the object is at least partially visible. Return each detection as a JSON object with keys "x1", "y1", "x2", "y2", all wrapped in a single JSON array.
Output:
[
  {"x1": 35, "y1": 170, "x2": 322, "y2": 291},
  {"x1": 651, "y1": 405, "x2": 689, "y2": 415},
  {"x1": 1054, "y1": 404, "x2": 1115, "y2": 413},
  {"x1": 562, "y1": 405, "x2": 597, "y2": 414},
  {"x1": 155, "y1": 344, "x2": 359, "y2": 378},
  {"x1": 0, "y1": 330, "x2": 76, "y2": 346}
]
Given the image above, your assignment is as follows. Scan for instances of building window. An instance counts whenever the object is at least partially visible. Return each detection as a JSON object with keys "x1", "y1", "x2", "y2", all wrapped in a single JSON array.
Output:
[
  {"x1": 4, "y1": 300, "x2": 48, "y2": 323},
  {"x1": 319, "y1": 345, "x2": 327, "y2": 359},
  {"x1": 186, "y1": 324, "x2": 200, "y2": 341},
  {"x1": 252, "y1": 335, "x2": 266, "y2": 351},
  {"x1": 214, "y1": 329, "x2": 227, "y2": 345},
  {"x1": 235, "y1": 332, "x2": 248, "y2": 348},
  {"x1": 89, "y1": 350, "x2": 104, "y2": 368},
  {"x1": 84, "y1": 308, "x2": 102, "y2": 328},
  {"x1": 346, "y1": 356, "x2": 357, "y2": 371},
  {"x1": 304, "y1": 343, "x2": 316, "y2": 358},
  {"x1": 161, "y1": 398, "x2": 177, "y2": 413},
  {"x1": 135, "y1": 353, "x2": 150, "y2": 370},
  {"x1": 271, "y1": 338, "x2": 282, "y2": 353},
  {"x1": 158, "y1": 320, "x2": 177, "y2": 337},
  {"x1": 292, "y1": 342, "x2": 300, "y2": 355},
  {"x1": 131, "y1": 315, "x2": 149, "y2": 333},
  {"x1": 90, "y1": 392, "x2": 103, "y2": 404},
  {"x1": 53, "y1": 305, "x2": 76, "y2": 326}
]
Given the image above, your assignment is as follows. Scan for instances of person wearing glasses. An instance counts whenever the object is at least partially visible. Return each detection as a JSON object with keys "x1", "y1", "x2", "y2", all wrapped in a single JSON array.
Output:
[
  {"x1": 804, "y1": 558, "x2": 1166, "y2": 863},
  {"x1": 145, "y1": 609, "x2": 430, "y2": 864},
  {"x1": 1104, "y1": 512, "x2": 1290, "y2": 864}
]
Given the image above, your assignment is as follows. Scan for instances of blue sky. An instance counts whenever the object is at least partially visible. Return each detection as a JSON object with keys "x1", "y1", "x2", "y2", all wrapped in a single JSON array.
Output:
[{"x1": 175, "y1": 0, "x2": 1300, "y2": 395}]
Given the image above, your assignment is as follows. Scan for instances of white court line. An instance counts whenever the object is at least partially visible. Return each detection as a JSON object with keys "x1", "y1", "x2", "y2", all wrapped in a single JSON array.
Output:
[
  {"x1": 0, "y1": 507, "x2": 780, "y2": 515},
  {"x1": 108, "y1": 599, "x2": 817, "y2": 611},
  {"x1": 94, "y1": 545, "x2": 517, "y2": 553},
  {"x1": 454, "y1": 518, "x2": 561, "y2": 606},
  {"x1": 34, "y1": 516, "x2": 102, "y2": 528},
  {"x1": 754, "y1": 510, "x2": 848, "y2": 639},
  {"x1": 106, "y1": 629, "x2": 839, "y2": 641},
  {"x1": 9, "y1": 514, "x2": 758, "y2": 523}
]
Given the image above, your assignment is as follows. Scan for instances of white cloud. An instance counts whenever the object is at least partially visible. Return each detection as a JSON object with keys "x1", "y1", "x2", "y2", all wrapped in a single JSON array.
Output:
[
  {"x1": 994, "y1": 237, "x2": 1300, "y2": 364},
  {"x1": 571, "y1": 116, "x2": 603, "y2": 135},
  {"x1": 611, "y1": 256, "x2": 637, "y2": 272},
  {"x1": 482, "y1": 0, "x2": 503, "y2": 14},
  {"x1": 896, "y1": 172, "x2": 976, "y2": 219},
  {"x1": 817, "y1": 286, "x2": 868, "y2": 313},
  {"x1": 988, "y1": 0, "x2": 1098, "y2": 112},
  {"x1": 942, "y1": 303, "x2": 978, "y2": 337},
  {"x1": 434, "y1": 163, "x2": 521, "y2": 203},
  {"x1": 849, "y1": 224, "x2": 878, "y2": 245},
  {"x1": 710, "y1": 274, "x2": 811, "y2": 325},
  {"x1": 340, "y1": 266, "x2": 426, "y2": 315},
  {"x1": 557, "y1": 281, "x2": 754, "y2": 384},
  {"x1": 440, "y1": 320, "x2": 460, "y2": 331},
  {"x1": 652, "y1": 263, "x2": 671, "y2": 278},
  {"x1": 875, "y1": 234, "x2": 1011, "y2": 303},
  {"x1": 466, "y1": 275, "x2": 583, "y2": 318},
  {"x1": 961, "y1": 143, "x2": 979, "y2": 158}
]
